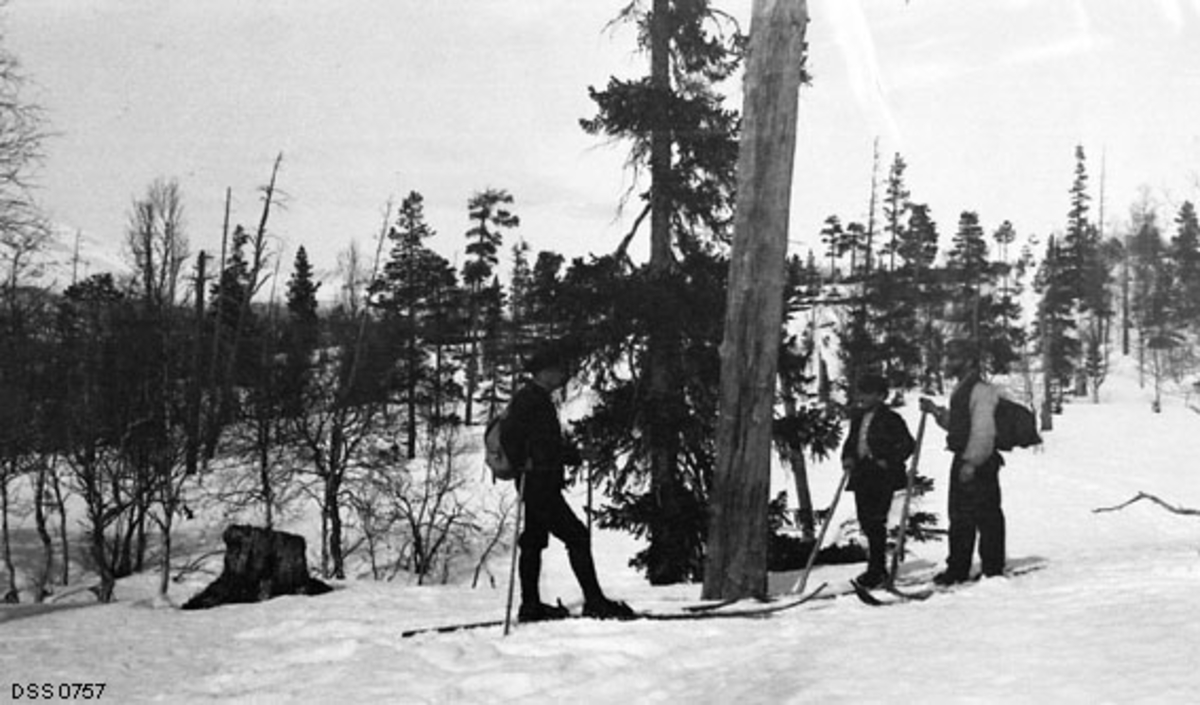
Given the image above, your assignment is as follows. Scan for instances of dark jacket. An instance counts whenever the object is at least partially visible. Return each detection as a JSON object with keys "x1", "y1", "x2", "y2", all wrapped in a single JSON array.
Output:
[
  {"x1": 841, "y1": 404, "x2": 915, "y2": 493},
  {"x1": 502, "y1": 381, "x2": 581, "y2": 487}
]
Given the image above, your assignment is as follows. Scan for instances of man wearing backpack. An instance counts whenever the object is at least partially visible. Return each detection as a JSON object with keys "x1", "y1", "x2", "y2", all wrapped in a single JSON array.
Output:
[
  {"x1": 920, "y1": 338, "x2": 1007, "y2": 585},
  {"x1": 503, "y1": 342, "x2": 635, "y2": 622}
]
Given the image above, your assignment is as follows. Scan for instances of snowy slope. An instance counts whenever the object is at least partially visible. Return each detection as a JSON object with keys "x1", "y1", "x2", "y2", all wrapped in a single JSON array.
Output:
[{"x1": 3, "y1": 360, "x2": 1200, "y2": 704}]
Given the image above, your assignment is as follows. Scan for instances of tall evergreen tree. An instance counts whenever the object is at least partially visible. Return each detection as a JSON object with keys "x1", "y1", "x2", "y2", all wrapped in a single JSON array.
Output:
[
  {"x1": 574, "y1": 0, "x2": 745, "y2": 584},
  {"x1": 819, "y1": 215, "x2": 844, "y2": 281},
  {"x1": 904, "y1": 203, "x2": 941, "y2": 387},
  {"x1": 281, "y1": 245, "x2": 321, "y2": 419},
  {"x1": 845, "y1": 154, "x2": 923, "y2": 390},
  {"x1": 1035, "y1": 235, "x2": 1079, "y2": 408},
  {"x1": 1171, "y1": 201, "x2": 1200, "y2": 326},
  {"x1": 371, "y1": 191, "x2": 461, "y2": 458},
  {"x1": 462, "y1": 189, "x2": 519, "y2": 425},
  {"x1": 1063, "y1": 146, "x2": 1113, "y2": 397},
  {"x1": 881, "y1": 152, "x2": 910, "y2": 272},
  {"x1": 943, "y1": 211, "x2": 1022, "y2": 374},
  {"x1": 1062, "y1": 145, "x2": 1094, "y2": 302},
  {"x1": 844, "y1": 221, "x2": 867, "y2": 280}
]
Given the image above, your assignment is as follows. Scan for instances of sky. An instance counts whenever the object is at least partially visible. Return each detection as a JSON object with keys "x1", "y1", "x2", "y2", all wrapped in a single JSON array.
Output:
[
  {"x1": 6, "y1": 0, "x2": 1200, "y2": 294},
  {"x1": 4, "y1": 356, "x2": 1200, "y2": 702}
]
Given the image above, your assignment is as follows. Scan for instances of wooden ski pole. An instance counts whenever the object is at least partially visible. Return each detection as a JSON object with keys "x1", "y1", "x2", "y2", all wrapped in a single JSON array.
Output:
[
  {"x1": 503, "y1": 476, "x2": 526, "y2": 636},
  {"x1": 790, "y1": 470, "x2": 849, "y2": 595},
  {"x1": 887, "y1": 409, "x2": 929, "y2": 587}
]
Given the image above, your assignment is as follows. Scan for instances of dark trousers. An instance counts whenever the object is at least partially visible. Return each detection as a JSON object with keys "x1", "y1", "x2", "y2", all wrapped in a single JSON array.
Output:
[
  {"x1": 854, "y1": 486, "x2": 893, "y2": 574},
  {"x1": 518, "y1": 473, "x2": 602, "y2": 605},
  {"x1": 946, "y1": 455, "x2": 1006, "y2": 577}
]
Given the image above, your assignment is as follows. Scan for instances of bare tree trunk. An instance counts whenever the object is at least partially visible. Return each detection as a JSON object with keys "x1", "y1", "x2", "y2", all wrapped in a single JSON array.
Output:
[
  {"x1": 1, "y1": 470, "x2": 18, "y2": 602},
  {"x1": 1039, "y1": 292, "x2": 1054, "y2": 432},
  {"x1": 325, "y1": 472, "x2": 345, "y2": 580},
  {"x1": 89, "y1": 518, "x2": 115, "y2": 604},
  {"x1": 33, "y1": 461, "x2": 54, "y2": 602},
  {"x1": 51, "y1": 463, "x2": 69, "y2": 586},
  {"x1": 865, "y1": 136, "x2": 880, "y2": 275},
  {"x1": 158, "y1": 517, "x2": 173, "y2": 598},
  {"x1": 704, "y1": 0, "x2": 808, "y2": 601},
  {"x1": 788, "y1": 447, "x2": 814, "y2": 541}
]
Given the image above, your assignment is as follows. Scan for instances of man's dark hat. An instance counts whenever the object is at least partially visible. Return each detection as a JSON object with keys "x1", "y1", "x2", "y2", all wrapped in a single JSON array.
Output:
[
  {"x1": 523, "y1": 343, "x2": 571, "y2": 374},
  {"x1": 857, "y1": 373, "x2": 888, "y2": 395}
]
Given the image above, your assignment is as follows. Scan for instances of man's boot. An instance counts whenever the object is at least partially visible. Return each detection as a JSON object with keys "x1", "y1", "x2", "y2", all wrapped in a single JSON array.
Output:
[
  {"x1": 569, "y1": 546, "x2": 636, "y2": 620},
  {"x1": 517, "y1": 549, "x2": 568, "y2": 622}
]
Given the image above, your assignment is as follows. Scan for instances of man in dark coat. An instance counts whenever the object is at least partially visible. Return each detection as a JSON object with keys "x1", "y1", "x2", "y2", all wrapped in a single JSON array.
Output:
[
  {"x1": 842, "y1": 374, "x2": 915, "y2": 588},
  {"x1": 502, "y1": 342, "x2": 634, "y2": 621},
  {"x1": 920, "y1": 338, "x2": 1005, "y2": 585}
]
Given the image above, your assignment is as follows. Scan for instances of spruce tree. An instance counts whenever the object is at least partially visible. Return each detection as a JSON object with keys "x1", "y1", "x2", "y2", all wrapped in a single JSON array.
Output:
[
  {"x1": 1171, "y1": 201, "x2": 1200, "y2": 326},
  {"x1": 881, "y1": 153, "x2": 910, "y2": 273},
  {"x1": 371, "y1": 191, "x2": 461, "y2": 458},
  {"x1": 281, "y1": 246, "x2": 321, "y2": 419},
  {"x1": 944, "y1": 211, "x2": 1023, "y2": 374},
  {"x1": 574, "y1": 0, "x2": 744, "y2": 584},
  {"x1": 1035, "y1": 235, "x2": 1079, "y2": 408},
  {"x1": 903, "y1": 202, "x2": 941, "y2": 389},
  {"x1": 1063, "y1": 145, "x2": 1093, "y2": 302}
]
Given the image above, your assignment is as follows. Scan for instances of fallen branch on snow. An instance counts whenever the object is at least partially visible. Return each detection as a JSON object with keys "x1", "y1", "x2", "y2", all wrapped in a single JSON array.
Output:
[{"x1": 1093, "y1": 492, "x2": 1200, "y2": 516}]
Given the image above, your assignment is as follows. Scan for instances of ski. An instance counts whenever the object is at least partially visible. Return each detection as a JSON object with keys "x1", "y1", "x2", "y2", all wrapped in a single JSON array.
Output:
[
  {"x1": 852, "y1": 560, "x2": 1049, "y2": 607},
  {"x1": 849, "y1": 579, "x2": 890, "y2": 605},
  {"x1": 401, "y1": 583, "x2": 829, "y2": 637},
  {"x1": 402, "y1": 618, "x2": 511, "y2": 637},
  {"x1": 636, "y1": 583, "x2": 828, "y2": 621}
]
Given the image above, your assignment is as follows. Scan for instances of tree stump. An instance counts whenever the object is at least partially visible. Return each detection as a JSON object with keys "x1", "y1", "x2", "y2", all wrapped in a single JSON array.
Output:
[{"x1": 182, "y1": 525, "x2": 331, "y2": 610}]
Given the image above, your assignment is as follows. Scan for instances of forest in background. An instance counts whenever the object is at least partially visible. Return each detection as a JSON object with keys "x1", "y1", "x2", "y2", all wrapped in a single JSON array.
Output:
[{"x1": 4, "y1": 1, "x2": 1200, "y2": 606}]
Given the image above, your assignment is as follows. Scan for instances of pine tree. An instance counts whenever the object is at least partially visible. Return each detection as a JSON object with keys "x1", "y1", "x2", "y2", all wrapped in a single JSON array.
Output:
[
  {"x1": 844, "y1": 221, "x2": 867, "y2": 280},
  {"x1": 820, "y1": 215, "x2": 844, "y2": 281},
  {"x1": 462, "y1": 189, "x2": 519, "y2": 425}
]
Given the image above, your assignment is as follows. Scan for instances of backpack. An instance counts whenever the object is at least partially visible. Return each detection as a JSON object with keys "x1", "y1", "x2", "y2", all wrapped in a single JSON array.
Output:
[
  {"x1": 994, "y1": 396, "x2": 1042, "y2": 451},
  {"x1": 484, "y1": 405, "x2": 522, "y2": 481}
]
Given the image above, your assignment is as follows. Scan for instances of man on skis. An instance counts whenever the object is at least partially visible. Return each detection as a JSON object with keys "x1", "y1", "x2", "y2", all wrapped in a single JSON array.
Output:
[
  {"x1": 921, "y1": 338, "x2": 1006, "y2": 585},
  {"x1": 503, "y1": 340, "x2": 635, "y2": 621},
  {"x1": 842, "y1": 373, "x2": 915, "y2": 589}
]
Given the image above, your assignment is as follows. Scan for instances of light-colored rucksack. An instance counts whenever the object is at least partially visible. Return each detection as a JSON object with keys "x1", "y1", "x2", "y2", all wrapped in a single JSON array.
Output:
[{"x1": 484, "y1": 405, "x2": 521, "y2": 481}]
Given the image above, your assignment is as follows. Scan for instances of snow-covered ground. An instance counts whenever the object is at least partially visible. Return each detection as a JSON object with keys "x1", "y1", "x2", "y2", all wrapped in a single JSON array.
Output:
[{"x1": 3, "y1": 360, "x2": 1200, "y2": 704}]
